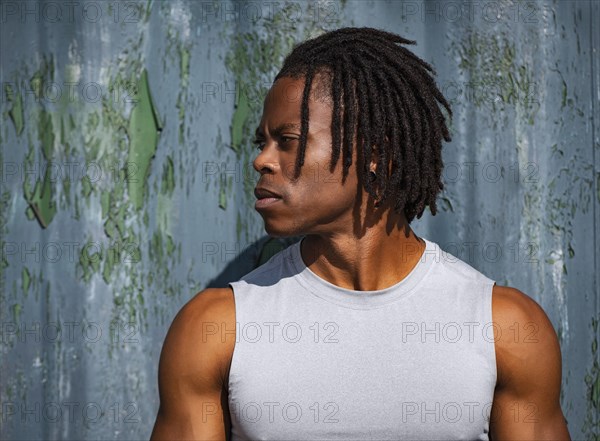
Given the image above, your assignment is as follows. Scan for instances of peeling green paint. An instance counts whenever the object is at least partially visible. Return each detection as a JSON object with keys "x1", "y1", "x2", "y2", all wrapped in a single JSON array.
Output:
[
  {"x1": 229, "y1": 88, "x2": 251, "y2": 155},
  {"x1": 102, "y1": 169, "x2": 127, "y2": 242},
  {"x1": 179, "y1": 44, "x2": 190, "y2": 88},
  {"x1": 176, "y1": 42, "x2": 191, "y2": 145},
  {"x1": 0, "y1": 192, "x2": 8, "y2": 285},
  {"x1": 151, "y1": 230, "x2": 164, "y2": 265},
  {"x1": 218, "y1": 175, "x2": 234, "y2": 210},
  {"x1": 451, "y1": 32, "x2": 538, "y2": 125},
  {"x1": 101, "y1": 190, "x2": 110, "y2": 218},
  {"x1": 161, "y1": 156, "x2": 175, "y2": 195},
  {"x1": 550, "y1": 66, "x2": 569, "y2": 110},
  {"x1": 0, "y1": 164, "x2": 5, "y2": 273},
  {"x1": 29, "y1": 55, "x2": 55, "y2": 101},
  {"x1": 38, "y1": 109, "x2": 55, "y2": 161},
  {"x1": 78, "y1": 239, "x2": 102, "y2": 282},
  {"x1": 16, "y1": 58, "x2": 61, "y2": 229},
  {"x1": 546, "y1": 149, "x2": 594, "y2": 273},
  {"x1": 166, "y1": 234, "x2": 175, "y2": 257},
  {"x1": 81, "y1": 175, "x2": 93, "y2": 198},
  {"x1": 127, "y1": 69, "x2": 163, "y2": 211},
  {"x1": 102, "y1": 246, "x2": 117, "y2": 284},
  {"x1": 144, "y1": 0, "x2": 153, "y2": 22},
  {"x1": 61, "y1": 167, "x2": 71, "y2": 209},
  {"x1": 11, "y1": 303, "x2": 21, "y2": 323},
  {"x1": 219, "y1": 176, "x2": 227, "y2": 210},
  {"x1": 4, "y1": 83, "x2": 24, "y2": 136},
  {"x1": 156, "y1": 193, "x2": 171, "y2": 234},
  {"x1": 21, "y1": 267, "x2": 30, "y2": 294},
  {"x1": 163, "y1": 11, "x2": 192, "y2": 147},
  {"x1": 24, "y1": 161, "x2": 57, "y2": 228},
  {"x1": 25, "y1": 206, "x2": 35, "y2": 220}
]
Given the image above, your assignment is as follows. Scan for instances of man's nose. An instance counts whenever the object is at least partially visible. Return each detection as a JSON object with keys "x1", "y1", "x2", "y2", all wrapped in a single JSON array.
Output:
[{"x1": 252, "y1": 144, "x2": 278, "y2": 175}]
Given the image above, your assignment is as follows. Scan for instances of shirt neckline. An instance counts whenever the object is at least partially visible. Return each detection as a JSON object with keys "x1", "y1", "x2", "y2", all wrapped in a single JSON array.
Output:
[{"x1": 289, "y1": 236, "x2": 437, "y2": 309}]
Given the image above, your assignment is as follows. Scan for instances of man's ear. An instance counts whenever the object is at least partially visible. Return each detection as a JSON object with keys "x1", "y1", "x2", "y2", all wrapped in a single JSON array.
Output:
[
  {"x1": 369, "y1": 139, "x2": 391, "y2": 176},
  {"x1": 368, "y1": 145, "x2": 381, "y2": 204},
  {"x1": 369, "y1": 144, "x2": 380, "y2": 174}
]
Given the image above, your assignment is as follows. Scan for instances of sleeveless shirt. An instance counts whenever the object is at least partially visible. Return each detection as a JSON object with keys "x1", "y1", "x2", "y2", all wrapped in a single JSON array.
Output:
[{"x1": 227, "y1": 237, "x2": 497, "y2": 440}]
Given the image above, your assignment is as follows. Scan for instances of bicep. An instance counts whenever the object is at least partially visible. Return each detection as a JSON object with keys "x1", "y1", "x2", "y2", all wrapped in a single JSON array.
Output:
[
  {"x1": 151, "y1": 389, "x2": 227, "y2": 441},
  {"x1": 490, "y1": 384, "x2": 569, "y2": 440},
  {"x1": 489, "y1": 286, "x2": 570, "y2": 440},
  {"x1": 151, "y1": 290, "x2": 233, "y2": 440}
]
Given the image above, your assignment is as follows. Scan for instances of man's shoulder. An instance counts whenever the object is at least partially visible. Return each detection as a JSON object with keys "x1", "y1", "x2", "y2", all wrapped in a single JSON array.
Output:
[
  {"x1": 491, "y1": 284, "x2": 550, "y2": 326},
  {"x1": 160, "y1": 287, "x2": 236, "y2": 386},
  {"x1": 490, "y1": 285, "x2": 561, "y2": 388},
  {"x1": 166, "y1": 287, "x2": 236, "y2": 354},
  {"x1": 178, "y1": 287, "x2": 235, "y2": 322}
]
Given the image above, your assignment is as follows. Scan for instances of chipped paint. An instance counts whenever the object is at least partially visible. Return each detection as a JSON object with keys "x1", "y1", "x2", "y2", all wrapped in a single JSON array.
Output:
[
  {"x1": 161, "y1": 155, "x2": 175, "y2": 195},
  {"x1": 4, "y1": 83, "x2": 24, "y2": 136},
  {"x1": 176, "y1": 43, "x2": 191, "y2": 145},
  {"x1": 451, "y1": 31, "x2": 538, "y2": 125},
  {"x1": 127, "y1": 69, "x2": 163, "y2": 211},
  {"x1": 21, "y1": 267, "x2": 30, "y2": 295},
  {"x1": 24, "y1": 158, "x2": 57, "y2": 228}
]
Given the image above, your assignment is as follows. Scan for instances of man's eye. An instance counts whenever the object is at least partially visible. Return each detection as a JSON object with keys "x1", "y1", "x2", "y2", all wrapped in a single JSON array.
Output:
[{"x1": 252, "y1": 139, "x2": 265, "y2": 150}]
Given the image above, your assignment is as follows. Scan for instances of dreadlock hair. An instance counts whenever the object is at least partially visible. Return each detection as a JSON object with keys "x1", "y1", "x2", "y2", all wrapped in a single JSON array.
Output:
[{"x1": 273, "y1": 27, "x2": 452, "y2": 224}]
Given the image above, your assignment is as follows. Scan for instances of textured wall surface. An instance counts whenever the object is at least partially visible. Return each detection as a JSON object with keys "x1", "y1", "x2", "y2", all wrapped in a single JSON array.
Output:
[{"x1": 0, "y1": 0, "x2": 598, "y2": 439}]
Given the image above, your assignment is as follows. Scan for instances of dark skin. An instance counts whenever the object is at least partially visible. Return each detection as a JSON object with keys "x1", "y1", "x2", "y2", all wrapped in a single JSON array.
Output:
[{"x1": 150, "y1": 75, "x2": 571, "y2": 440}]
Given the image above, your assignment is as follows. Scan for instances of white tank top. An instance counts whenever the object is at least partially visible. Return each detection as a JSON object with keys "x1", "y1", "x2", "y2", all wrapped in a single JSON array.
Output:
[{"x1": 228, "y1": 236, "x2": 497, "y2": 440}]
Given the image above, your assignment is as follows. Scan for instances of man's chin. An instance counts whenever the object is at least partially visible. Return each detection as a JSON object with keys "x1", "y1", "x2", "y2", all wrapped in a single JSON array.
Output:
[{"x1": 262, "y1": 222, "x2": 301, "y2": 239}]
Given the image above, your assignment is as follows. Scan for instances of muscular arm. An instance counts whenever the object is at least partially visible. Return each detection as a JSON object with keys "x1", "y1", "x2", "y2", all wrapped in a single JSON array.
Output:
[
  {"x1": 489, "y1": 285, "x2": 570, "y2": 440},
  {"x1": 150, "y1": 288, "x2": 236, "y2": 441}
]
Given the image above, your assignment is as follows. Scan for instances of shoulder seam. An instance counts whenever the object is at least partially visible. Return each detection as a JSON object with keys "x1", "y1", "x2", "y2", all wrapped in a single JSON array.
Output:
[{"x1": 436, "y1": 249, "x2": 493, "y2": 283}]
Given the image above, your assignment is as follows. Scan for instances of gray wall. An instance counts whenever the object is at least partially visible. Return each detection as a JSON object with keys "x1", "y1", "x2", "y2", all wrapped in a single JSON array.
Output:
[{"x1": 0, "y1": 0, "x2": 598, "y2": 439}]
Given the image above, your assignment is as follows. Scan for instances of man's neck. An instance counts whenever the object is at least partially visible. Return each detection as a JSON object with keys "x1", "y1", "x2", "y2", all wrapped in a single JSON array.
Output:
[{"x1": 299, "y1": 228, "x2": 426, "y2": 292}]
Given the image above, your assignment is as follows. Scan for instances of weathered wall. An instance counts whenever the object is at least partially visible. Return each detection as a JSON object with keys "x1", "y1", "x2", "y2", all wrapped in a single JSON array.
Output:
[{"x1": 0, "y1": 0, "x2": 598, "y2": 439}]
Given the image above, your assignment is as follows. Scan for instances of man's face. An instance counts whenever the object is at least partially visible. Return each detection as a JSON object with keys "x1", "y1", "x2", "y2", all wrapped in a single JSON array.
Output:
[{"x1": 252, "y1": 75, "x2": 365, "y2": 237}]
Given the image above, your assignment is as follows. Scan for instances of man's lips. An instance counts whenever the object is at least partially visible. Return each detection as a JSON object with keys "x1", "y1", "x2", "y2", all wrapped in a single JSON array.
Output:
[
  {"x1": 255, "y1": 197, "x2": 282, "y2": 209},
  {"x1": 254, "y1": 186, "x2": 282, "y2": 210},
  {"x1": 254, "y1": 187, "x2": 282, "y2": 200}
]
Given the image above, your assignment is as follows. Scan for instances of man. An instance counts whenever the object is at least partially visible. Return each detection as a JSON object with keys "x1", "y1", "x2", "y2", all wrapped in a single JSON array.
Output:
[{"x1": 151, "y1": 27, "x2": 570, "y2": 440}]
